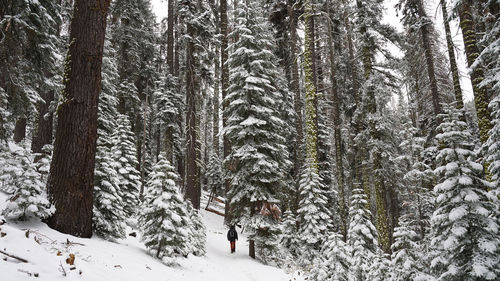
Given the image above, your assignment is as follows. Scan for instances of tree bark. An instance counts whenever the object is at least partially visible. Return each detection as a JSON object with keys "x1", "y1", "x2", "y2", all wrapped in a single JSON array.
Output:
[
  {"x1": 221, "y1": 0, "x2": 232, "y2": 225},
  {"x1": 417, "y1": 0, "x2": 441, "y2": 116},
  {"x1": 185, "y1": 22, "x2": 200, "y2": 210},
  {"x1": 440, "y1": 0, "x2": 464, "y2": 110},
  {"x1": 167, "y1": 0, "x2": 175, "y2": 72},
  {"x1": 47, "y1": 0, "x2": 110, "y2": 238},
  {"x1": 32, "y1": 91, "x2": 54, "y2": 160},
  {"x1": 213, "y1": 45, "x2": 220, "y2": 156},
  {"x1": 458, "y1": 0, "x2": 491, "y2": 144},
  {"x1": 13, "y1": 118, "x2": 26, "y2": 143},
  {"x1": 325, "y1": 0, "x2": 346, "y2": 241}
]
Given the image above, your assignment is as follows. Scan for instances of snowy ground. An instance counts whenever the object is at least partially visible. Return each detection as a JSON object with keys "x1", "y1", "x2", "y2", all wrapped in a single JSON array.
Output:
[{"x1": 0, "y1": 191, "x2": 304, "y2": 281}]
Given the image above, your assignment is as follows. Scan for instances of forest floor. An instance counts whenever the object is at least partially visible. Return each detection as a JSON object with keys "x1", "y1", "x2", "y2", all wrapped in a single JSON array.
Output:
[{"x1": 0, "y1": 191, "x2": 304, "y2": 281}]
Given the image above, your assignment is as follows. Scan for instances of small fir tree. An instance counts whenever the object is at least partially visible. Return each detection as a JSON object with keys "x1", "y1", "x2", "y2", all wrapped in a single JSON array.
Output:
[
  {"x1": 430, "y1": 104, "x2": 500, "y2": 280},
  {"x1": 139, "y1": 155, "x2": 191, "y2": 259},
  {"x1": 347, "y1": 188, "x2": 378, "y2": 281},
  {"x1": 312, "y1": 232, "x2": 349, "y2": 281},
  {"x1": 112, "y1": 114, "x2": 141, "y2": 218},
  {"x1": 186, "y1": 202, "x2": 207, "y2": 257},
  {"x1": 487, "y1": 95, "x2": 500, "y2": 195},
  {"x1": 2, "y1": 142, "x2": 54, "y2": 220},
  {"x1": 205, "y1": 153, "x2": 223, "y2": 197}
]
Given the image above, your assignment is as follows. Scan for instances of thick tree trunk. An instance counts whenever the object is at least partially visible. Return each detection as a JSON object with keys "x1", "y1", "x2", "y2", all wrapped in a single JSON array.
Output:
[
  {"x1": 47, "y1": 0, "x2": 110, "y2": 238},
  {"x1": 13, "y1": 117, "x2": 26, "y2": 143},
  {"x1": 167, "y1": 0, "x2": 175, "y2": 72},
  {"x1": 221, "y1": 0, "x2": 232, "y2": 225},
  {"x1": 326, "y1": 0, "x2": 346, "y2": 241},
  {"x1": 440, "y1": 0, "x2": 464, "y2": 110},
  {"x1": 417, "y1": 0, "x2": 441, "y2": 116},
  {"x1": 185, "y1": 23, "x2": 200, "y2": 210},
  {"x1": 213, "y1": 46, "x2": 220, "y2": 156},
  {"x1": 32, "y1": 91, "x2": 54, "y2": 160},
  {"x1": 287, "y1": 0, "x2": 303, "y2": 213},
  {"x1": 304, "y1": 0, "x2": 319, "y2": 170},
  {"x1": 458, "y1": 0, "x2": 491, "y2": 144}
]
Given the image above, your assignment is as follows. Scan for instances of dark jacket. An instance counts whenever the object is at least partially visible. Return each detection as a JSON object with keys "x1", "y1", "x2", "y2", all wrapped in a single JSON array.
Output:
[{"x1": 227, "y1": 226, "x2": 238, "y2": 242}]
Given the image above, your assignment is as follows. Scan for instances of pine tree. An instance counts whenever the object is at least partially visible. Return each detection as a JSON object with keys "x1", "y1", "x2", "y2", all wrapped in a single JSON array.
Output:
[
  {"x1": 368, "y1": 250, "x2": 391, "y2": 281},
  {"x1": 186, "y1": 203, "x2": 206, "y2": 257},
  {"x1": 389, "y1": 218, "x2": 428, "y2": 281},
  {"x1": 205, "y1": 153, "x2": 224, "y2": 197},
  {"x1": 430, "y1": 103, "x2": 500, "y2": 280},
  {"x1": 139, "y1": 155, "x2": 191, "y2": 259},
  {"x1": 312, "y1": 232, "x2": 349, "y2": 281},
  {"x1": 487, "y1": 95, "x2": 500, "y2": 195},
  {"x1": 296, "y1": 164, "x2": 330, "y2": 263},
  {"x1": 347, "y1": 188, "x2": 378, "y2": 281},
  {"x1": 111, "y1": 114, "x2": 141, "y2": 218},
  {"x1": 2, "y1": 142, "x2": 54, "y2": 221},
  {"x1": 223, "y1": 0, "x2": 289, "y2": 259},
  {"x1": 280, "y1": 209, "x2": 301, "y2": 259}
]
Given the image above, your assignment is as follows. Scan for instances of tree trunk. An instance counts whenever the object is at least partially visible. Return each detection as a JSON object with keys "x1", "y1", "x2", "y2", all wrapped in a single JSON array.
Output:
[
  {"x1": 185, "y1": 22, "x2": 200, "y2": 210},
  {"x1": 32, "y1": 91, "x2": 54, "y2": 160},
  {"x1": 213, "y1": 45, "x2": 220, "y2": 156},
  {"x1": 417, "y1": 0, "x2": 441, "y2": 116},
  {"x1": 441, "y1": 0, "x2": 464, "y2": 110},
  {"x1": 304, "y1": 0, "x2": 319, "y2": 170},
  {"x1": 47, "y1": 0, "x2": 110, "y2": 238},
  {"x1": 13, "y1": 117, "x2": 26, "y2": 143},
  {"x1": 287, "y1": 0, "x2": 303, "y2": 212},
  {"x1": 326, "y1": 0, "x2": 346, "y2": 241},
  {"x1": 167, "y1": 0, "x2": 175, "y2": 72},
  {"x1": 221, "y1": 0, "x2": 232, "y2": 225},
  {"x1": 458, "y1": 0, "x2": 491, "y2": 144},
  {"x1": 249, "y1": 202, "x2": 256, "y2": 259}
]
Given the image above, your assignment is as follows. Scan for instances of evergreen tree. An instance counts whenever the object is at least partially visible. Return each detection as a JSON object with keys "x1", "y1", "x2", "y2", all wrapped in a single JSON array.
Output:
[
  {"x1": 487, "y1": 95, "x2": 500, "y2": 195},
  {"x1": 368, "y1": 250, "x2": 391, "y2": 281},
  {"x1": 280, "y1": 209, "x2": 301, "y2": 259},
  {"x1": 111, "y1": 114, "x2": 141, "y2": 218},
  {"x1": 347, "y1": 188, "x2": 378, "y2": 281},
  {"x1": 139, "y1": 155, "x2": 191, "y2": 259},
  {"x1": 187, "y1": 204, "x2": 207, "y2": 257},
  {"x1": 296, "y1": 164, "x2": 330, "y2": 263},
  {"x1": 2, "y1": 142, "x2": 54, "y2": 220},
  {"x1": 312, "y1": 232, "x2": 349, "y2": 281},
  {"x1": 223, "y1": 0, "x2": 289, "y2": 259},
  {"x1": 430, "y1": 104, "x2": 500, "y2": 280},
  {"x1": 205, "y1": 153, "x2": 224, "y2": 197}
]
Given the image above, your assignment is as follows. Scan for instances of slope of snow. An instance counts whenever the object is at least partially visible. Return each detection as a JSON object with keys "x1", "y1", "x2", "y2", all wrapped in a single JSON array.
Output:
[{"x1": 0, "y1": 191, "x2": 304, "y2": 281}]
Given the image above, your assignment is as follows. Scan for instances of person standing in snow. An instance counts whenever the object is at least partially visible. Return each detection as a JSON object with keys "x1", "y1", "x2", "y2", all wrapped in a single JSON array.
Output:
[{"x1": 227, "y1": 225, "x2": 238, "y2": 253}]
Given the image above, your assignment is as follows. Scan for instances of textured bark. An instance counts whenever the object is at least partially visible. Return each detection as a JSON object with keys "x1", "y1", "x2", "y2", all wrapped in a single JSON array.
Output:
[
  {"x1": 357, "y1": 0, "x2": 391, "y2": 254},
  {"x1": 458, "y1": 0, "x2": 491, "y2": 144},
  {"x1": 417, "y1": 0, "x2": 441, "y2": 116},
  {"x1": 32, "y1": 91, "x2": 54, "y2": 160},
  {"x1": 440, "y1": 0, "x2": 464, "y2": 110},
  {"x1": 13, "y1": 117, "x2": 26, "y2": 143},
  {"x1": 304, "y1": 0, "x2": 319, "y2": 170},
  {"x1": 47, "y1": 0, "x2": 110, "y2": 238},
  {"x1": 185, "y1": 23, "x2": 200, "y2": 209},
  {"x1": 213, "y1": 45, "x2": 220, "y2": 156},
  {"x1": 167, "y1": 0, "x2": 175, "y2": 72},
  {"x1": 221, "y1": 0, "x2": 232, "y2": 225},
  {"x1": 326, "y1": 0, "x2": 346, "y2": 241}
]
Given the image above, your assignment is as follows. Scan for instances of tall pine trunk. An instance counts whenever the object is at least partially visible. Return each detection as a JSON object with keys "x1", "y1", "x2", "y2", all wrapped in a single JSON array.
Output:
[
  {"x1": 221, "y1": 0, "x2": 232, "y2": 225},
  {"x1": 185, "y1": 22, "x2": 200, "y2": 209},
  {"x1": 440, "y1": 0, "x2": 464, "y2": 110},
  {"x1": 326, "y1": 0, "x2": 346, "y2": 241},
  {"x1": 165, "y1": 0, "x2": 176, "y2": 162},
  {"x1": 417, "y1": 0, "x2": 441, "y2": 116},
  {"x1": 47, "y1": 0, "x2": 110, "y2": 238},
  {"x1": 32, "y1": 91, "x2": 54, "y2": 160},
  {"x1": 458, "y1": 0, "x2": 491, "y2": 144}
]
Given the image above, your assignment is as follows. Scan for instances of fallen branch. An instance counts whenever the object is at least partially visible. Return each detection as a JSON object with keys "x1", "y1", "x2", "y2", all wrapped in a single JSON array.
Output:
[
  {"x1": 65, "y1": 238, "x2": 85, "y2": 246},
  {"x1": 0, "y1": 250, "x2": 29, "y2": 263},
  {"x1": 204, "y1": 207, "x2": 225, "y2": 217}
]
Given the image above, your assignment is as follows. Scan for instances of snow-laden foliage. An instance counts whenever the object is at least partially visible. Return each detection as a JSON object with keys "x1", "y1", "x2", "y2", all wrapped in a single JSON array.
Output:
[
  {"x1": 297, "y1": 163, "x2": 331, "y2": 264},
  {"x1": 311, "y1": 232, "x2": 349, "y2": 281},
  {"x1": 139, "y1": 155, "x2": 191, "y2": 260},
  {"x1": 247, "y1": 209, "x2": 281, "y2": 264},
  {"x1": 487, "y1": 95, "x2": 500, "y2": 195},
  {"x1": 347, "y1": 188, "x2": 378, "y2": 281},
  {"x1": 280, "y1": 209, "x2": 301, "y2": 260},
  {"x1": 205, "y1": 153, "x2": 224, "y2": 197},
  {"x1": 111, "y1": 114, "x2": 141, "y2": 218},
  {"x1": 223, "y1": 0, "x2": 289, "y2": 261},
  {"x1": 368, "y1": 250, "x2": 391, "y2": 281},
  {"x1": 430, "y1": 104, "x2": 500, "y2": 280},
  {"x1": 1, "y1": 142, "x2": 54, "y2": 220},
  {"x1": 187, "y1": 203, "x2": 207, "y2": 257},
  {"x1": 389, "y1": 218, "x2": 430, "y2": 281}
]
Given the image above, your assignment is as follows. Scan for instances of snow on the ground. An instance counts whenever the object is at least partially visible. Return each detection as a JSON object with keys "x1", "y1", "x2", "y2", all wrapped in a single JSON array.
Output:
[{"x1": 0, "y1": 191, "x2": 304, "y2": 281}]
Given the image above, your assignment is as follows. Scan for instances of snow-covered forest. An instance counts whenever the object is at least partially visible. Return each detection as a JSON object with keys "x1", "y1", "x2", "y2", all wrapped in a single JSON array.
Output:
[{"x1": 0, "y1": 0, "x2": 499, "y2": 280}]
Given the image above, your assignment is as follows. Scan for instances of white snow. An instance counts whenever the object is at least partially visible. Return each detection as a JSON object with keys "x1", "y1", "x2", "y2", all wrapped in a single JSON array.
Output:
[{"x1": 0, "y1": 191, "x2": 302, "y2": 281}]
